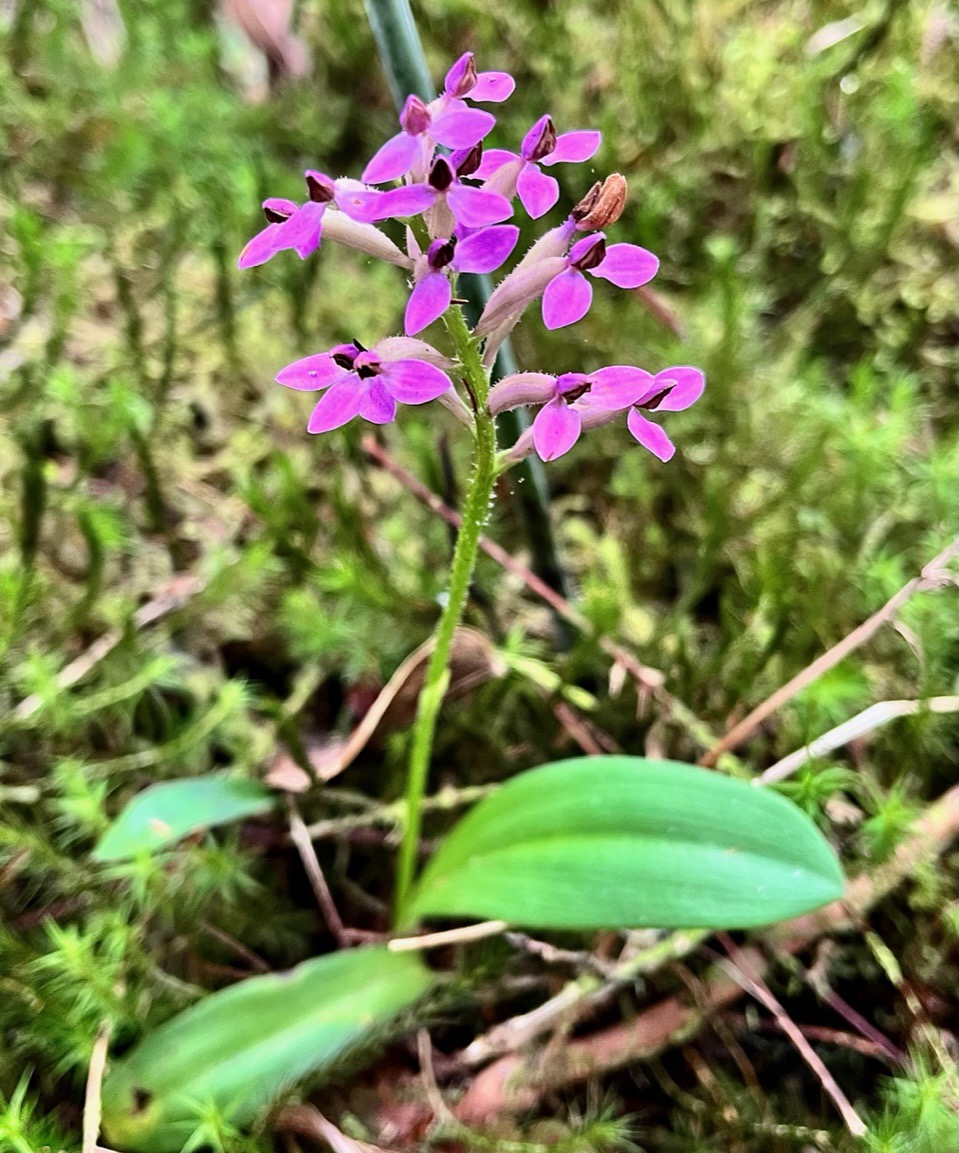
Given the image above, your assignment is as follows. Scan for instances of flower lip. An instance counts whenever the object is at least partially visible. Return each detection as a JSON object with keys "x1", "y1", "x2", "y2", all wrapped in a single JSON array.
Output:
[
  {"x1": 427, "y1": 237, "x2": 457, "y2": 270},
  {"x1": 428, "y1": 157, "x2": 454, "y2": 191},
  {"x1": 305, "y1": 171, "x2": 336, "y2": 203},
  {"x1": 569, "y1": 234, "x2": 606, "y2": 271},
  {"x1": 523, "y1": 115, "x2": 557, "y2": 163},
  {"x1": 400, "y1": 94, "x2": 431, "y2": 136}
]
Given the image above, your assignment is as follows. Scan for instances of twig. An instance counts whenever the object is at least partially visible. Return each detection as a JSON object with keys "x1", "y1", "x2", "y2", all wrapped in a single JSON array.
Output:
[
  {"x1": 758, "y1": 695, "x2": 959, "y2": 785},
  {"x1": 276, "y1": 1103, "x2": 390, "y2": 1151},
  {"x1": 388, "y1": 920, "x2": 507, "y2": 952},
  {"x1": 715, "y1": 934, "x2": 867, "y2": 1137},
  {"x1": 724, "y1": 1013, "x2": 899, "y2": 1064},
  {"x1": 288, "y1": 801, "x2": 349, "y2": 947},
  {"x1": 303, "y1": 783, "x2": 498, "y2": 841},
  {"x1": 82, "y1": 1020, "x2": 112, "y2": 1153},
  {"x1": 701, "y1": 540, "x2": 958, "y2": 767},
  {"x1": 200, "y1": 921, "x2": 271, "y2": 973}
]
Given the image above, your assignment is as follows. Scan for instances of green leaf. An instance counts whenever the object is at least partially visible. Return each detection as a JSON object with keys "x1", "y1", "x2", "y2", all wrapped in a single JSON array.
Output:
[
  {"x1": 407, "y1": 757, "x2": 844, "y2": 931},
  {"x1": 92, "y1": 776, "x2": 275, "y2": 862},
  {"x1": 101, "y1": 945, "x2": 434, "y2": 1153}
]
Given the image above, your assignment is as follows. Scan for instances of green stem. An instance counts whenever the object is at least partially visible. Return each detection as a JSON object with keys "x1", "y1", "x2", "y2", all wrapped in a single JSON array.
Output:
[{"x1": 393, "y1": 306, "x2": 497, "y2": 927}]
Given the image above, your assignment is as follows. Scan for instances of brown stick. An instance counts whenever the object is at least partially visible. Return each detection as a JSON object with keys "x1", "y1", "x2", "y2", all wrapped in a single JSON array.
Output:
[
  {"x1": 716, "y1": 934, "x2": 866, "y2": 1136},
  {"x1": 700, "y1": 540, "x2": 958, "y2": 767},
  {"x1": 453, "y1": 785, "x2": 959, "y2": 1122}
]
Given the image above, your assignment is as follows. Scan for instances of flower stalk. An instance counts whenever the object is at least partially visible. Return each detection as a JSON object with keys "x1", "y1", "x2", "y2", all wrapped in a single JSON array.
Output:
[{"x1": 394, "y1": 303, "x2": 497, "y2": 927}]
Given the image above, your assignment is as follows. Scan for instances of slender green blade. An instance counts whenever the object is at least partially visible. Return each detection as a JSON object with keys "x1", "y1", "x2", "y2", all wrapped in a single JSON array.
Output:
[
  {"x1": 407, "y1": 757, "x2": 844, "y2": 930},
  {"x1": 101, "y1": 945, "x2": 434, "y2": 1153},
  {"x1": 92, "y1": 776, "x2": 275, "y2": 862}
]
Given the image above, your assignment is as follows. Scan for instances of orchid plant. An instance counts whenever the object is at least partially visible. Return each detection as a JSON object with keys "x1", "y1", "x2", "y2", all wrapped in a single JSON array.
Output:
[
  {"x1": 239, "y1": 51, "x2": 706, "y2": 922},
  {"x1": 96, "y1": 54, "x2": 845, "y2": 1151}
]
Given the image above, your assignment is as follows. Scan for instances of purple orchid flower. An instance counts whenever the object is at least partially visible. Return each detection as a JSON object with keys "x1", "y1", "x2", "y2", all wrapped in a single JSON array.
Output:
[
  {"x1": 476, "y1": 115, "x2": 601, "y2": 218},
  {"x1": 442, "y1": 52, "x2": 515, "y2": 105},
  {"x1": 362, "y1": 95, "x2": 495, "y2": 185},
  {"x1": 541, "y1": 232, "x2": 659, "y2": 329},
  {"x1": 490, "y1": 364, "x2": 705, "y2": 462},
  {"x1": 349, "y1": 151, "x2": 512, "y2": 233},
  {"x1": 618, "y1": 365, "x2": 706, "y2": 461},
  {"x1": 406, "y1": 226, "x2": 519, "y2": 335},
  {"x1": 238, "y1": 172, "x2": 369, "y2": 269},
  {"x1": 275, "y1": 337, "x2": 454, "y2": 434}
]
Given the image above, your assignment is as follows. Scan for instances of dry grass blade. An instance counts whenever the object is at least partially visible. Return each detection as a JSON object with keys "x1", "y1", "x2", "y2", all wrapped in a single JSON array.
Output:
[
  {"x1": 82, "y1": 1020, "x2": 112, "y2": 1153},
  {"x1": 701, "y1": 539, "x2": 958, "y2": 766}
]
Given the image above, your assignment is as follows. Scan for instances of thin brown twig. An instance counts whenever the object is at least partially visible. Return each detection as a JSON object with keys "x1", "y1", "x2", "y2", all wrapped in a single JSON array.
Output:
[
  {"x1": 715, "y1": 934, "x2": 867, "y2": 1137},
  {"x1": 724, "y1": 1013, "x2": 900, "y2": 1064},
  {"x1": 287, "y1": 801, "x2": 349, "y2": 947},
  {"x1": 701, "y1": 539, "x2": 958, "y2": 767}
]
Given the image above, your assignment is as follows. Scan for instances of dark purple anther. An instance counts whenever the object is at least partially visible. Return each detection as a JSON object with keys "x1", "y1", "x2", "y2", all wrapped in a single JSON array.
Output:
[
  {"x1": 428, "y1": 157, "x2": 455, "y2": 192},
  {"x1": 426, "y1": 237, "x2": 458, "y2": 271},
  {"x1": 305, "y1": 171, "x2": 337, "y2": 203}
]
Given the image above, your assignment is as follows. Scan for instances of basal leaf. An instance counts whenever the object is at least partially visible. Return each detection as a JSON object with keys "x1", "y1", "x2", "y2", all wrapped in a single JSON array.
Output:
[
  {"x1": 101, "y1": 945, "x2": 434, "y2": 1153},
  {"x1": 92, "y1": 775, "x2": 275, "y2": 862},
  {"x1": 406, "y1": 757, "x2": 844, "y2": 931}
]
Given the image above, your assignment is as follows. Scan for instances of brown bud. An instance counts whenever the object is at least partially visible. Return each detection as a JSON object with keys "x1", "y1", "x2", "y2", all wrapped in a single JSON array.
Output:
[{"x1": 572, "y1": 173, "x2": 627, "y2": 230}]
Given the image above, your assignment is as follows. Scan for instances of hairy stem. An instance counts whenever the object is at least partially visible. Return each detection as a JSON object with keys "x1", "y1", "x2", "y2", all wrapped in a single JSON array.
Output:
[{"x1": 394, "y1": 306, "x2": 496, "y2": 927}]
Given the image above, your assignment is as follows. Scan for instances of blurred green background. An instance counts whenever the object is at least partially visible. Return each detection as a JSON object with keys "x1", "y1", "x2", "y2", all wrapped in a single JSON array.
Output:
[{"x1": 0, "y1": 0, "x2": 957, "y2": 1149}]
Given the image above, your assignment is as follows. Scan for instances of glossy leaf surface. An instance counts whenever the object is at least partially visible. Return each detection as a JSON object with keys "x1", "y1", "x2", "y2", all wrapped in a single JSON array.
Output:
[
  {"x1": 101, "y1": 945, "x2": 434, "y2": 1153},
  {"x1": 92, "y1": 776, "x2": 275, "y2": 861},
  {"x1": 407, "y1": 757, "x2": 844, "y2": 930}
]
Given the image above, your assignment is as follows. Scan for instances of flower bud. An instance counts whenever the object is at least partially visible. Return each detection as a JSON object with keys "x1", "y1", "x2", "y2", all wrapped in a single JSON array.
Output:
[
  {"x1": 572, "y1": 173, "x2": 627, "y2": 230},
  {"x1": 400, "y1": 95, "x2": 431, "y2": 137}
]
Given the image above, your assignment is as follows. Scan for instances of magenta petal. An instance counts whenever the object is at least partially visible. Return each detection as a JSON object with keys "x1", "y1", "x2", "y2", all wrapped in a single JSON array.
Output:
[
  {"x1": 362, "y1": 132, "x2": 420, "y2": 184},
  {"x1": 275, "y1": 354, "x2": 344, "y2": 391},
  {"x1": 532, "y1": 398, "x2": 582, "y2": 461},
  {"x1": 516, "y1": 163, "x2": 559, "y2": 218},
  {"x1": 342, "y1": 185, "x2": 435, "y2": 223},
  {"x1": 651, "y1": 366, "x2": 705, "y2": 411},
  {"x1": 381, "y1": 359, "x2": 453, "y2": 404},
  {"x1": 541, "y1": 268, "x2": 593, "y2": 330},
  {"x1": 593, "y1": 243, "x2": 660, "y2": 288},
  {"x1": 357, "y1": 379, "x2": 397, "y2": 425},
  {"x1": 471, "y1": 70, "x2": 515, "y2": 102},
  {"x1": 307, "y1": 380, "x2": 364, "y2": 433},
  {"x1": 404, "y1": 273, "x2": 452, "y2": 335},
  {"x1": 430, "y1": 106, "x2": 495, "y2": 149},
  {"x1": 453, "y1": 225, "x2": 519, "y2": 274},
  {"x1": 446, "y1": 184, "x2": 513, "y2": 228},
  {"x1": 274, "y1": 200, "x2": 325, "y2": 259},
  {"x1": 589, "y1": 365, "x2": 655, "y2": 409},
  {"x1": 474, "y1": 148, "x2": 519, "y2": 180},
  {"x1": 238, "y1": 223, "x2": 284, "y2": 269},
  {"x1": 627, "y1": 409, "x2": 675, "y2": 461},
  {"x1": 542, "y1": 129, "x2": 601, "y2": 166}
]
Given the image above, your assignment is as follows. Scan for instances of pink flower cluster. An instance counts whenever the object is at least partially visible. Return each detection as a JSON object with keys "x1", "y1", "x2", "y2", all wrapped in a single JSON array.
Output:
[{"x1": 239, "y1": 53, "x2": 704, "y2": 463}]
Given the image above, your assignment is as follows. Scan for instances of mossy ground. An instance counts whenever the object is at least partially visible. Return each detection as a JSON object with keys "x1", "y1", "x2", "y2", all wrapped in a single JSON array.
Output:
[{"x1": 1, "y1": 1, "x2": 957, "y2": 1150}]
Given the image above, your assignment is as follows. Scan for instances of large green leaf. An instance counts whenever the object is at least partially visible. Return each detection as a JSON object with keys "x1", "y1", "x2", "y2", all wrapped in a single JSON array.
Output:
[
  {"x1": 406, "y1": 757, "x2": 844, "y2": 931},
  {"x1": 101, "y1": 945, "x2": 434, "y2": 1153},
  {"x1": 92, "y1": 776, "x2": 275, "y2": 862}
]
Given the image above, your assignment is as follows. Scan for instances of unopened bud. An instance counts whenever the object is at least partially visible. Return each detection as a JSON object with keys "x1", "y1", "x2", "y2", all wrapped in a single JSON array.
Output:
[
  {"x1": 572, "y1": 173, "x2": 627, "y2": 230},
  {"x1": 400, "y1": 95, "x2": 431, "y2": 137}
]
